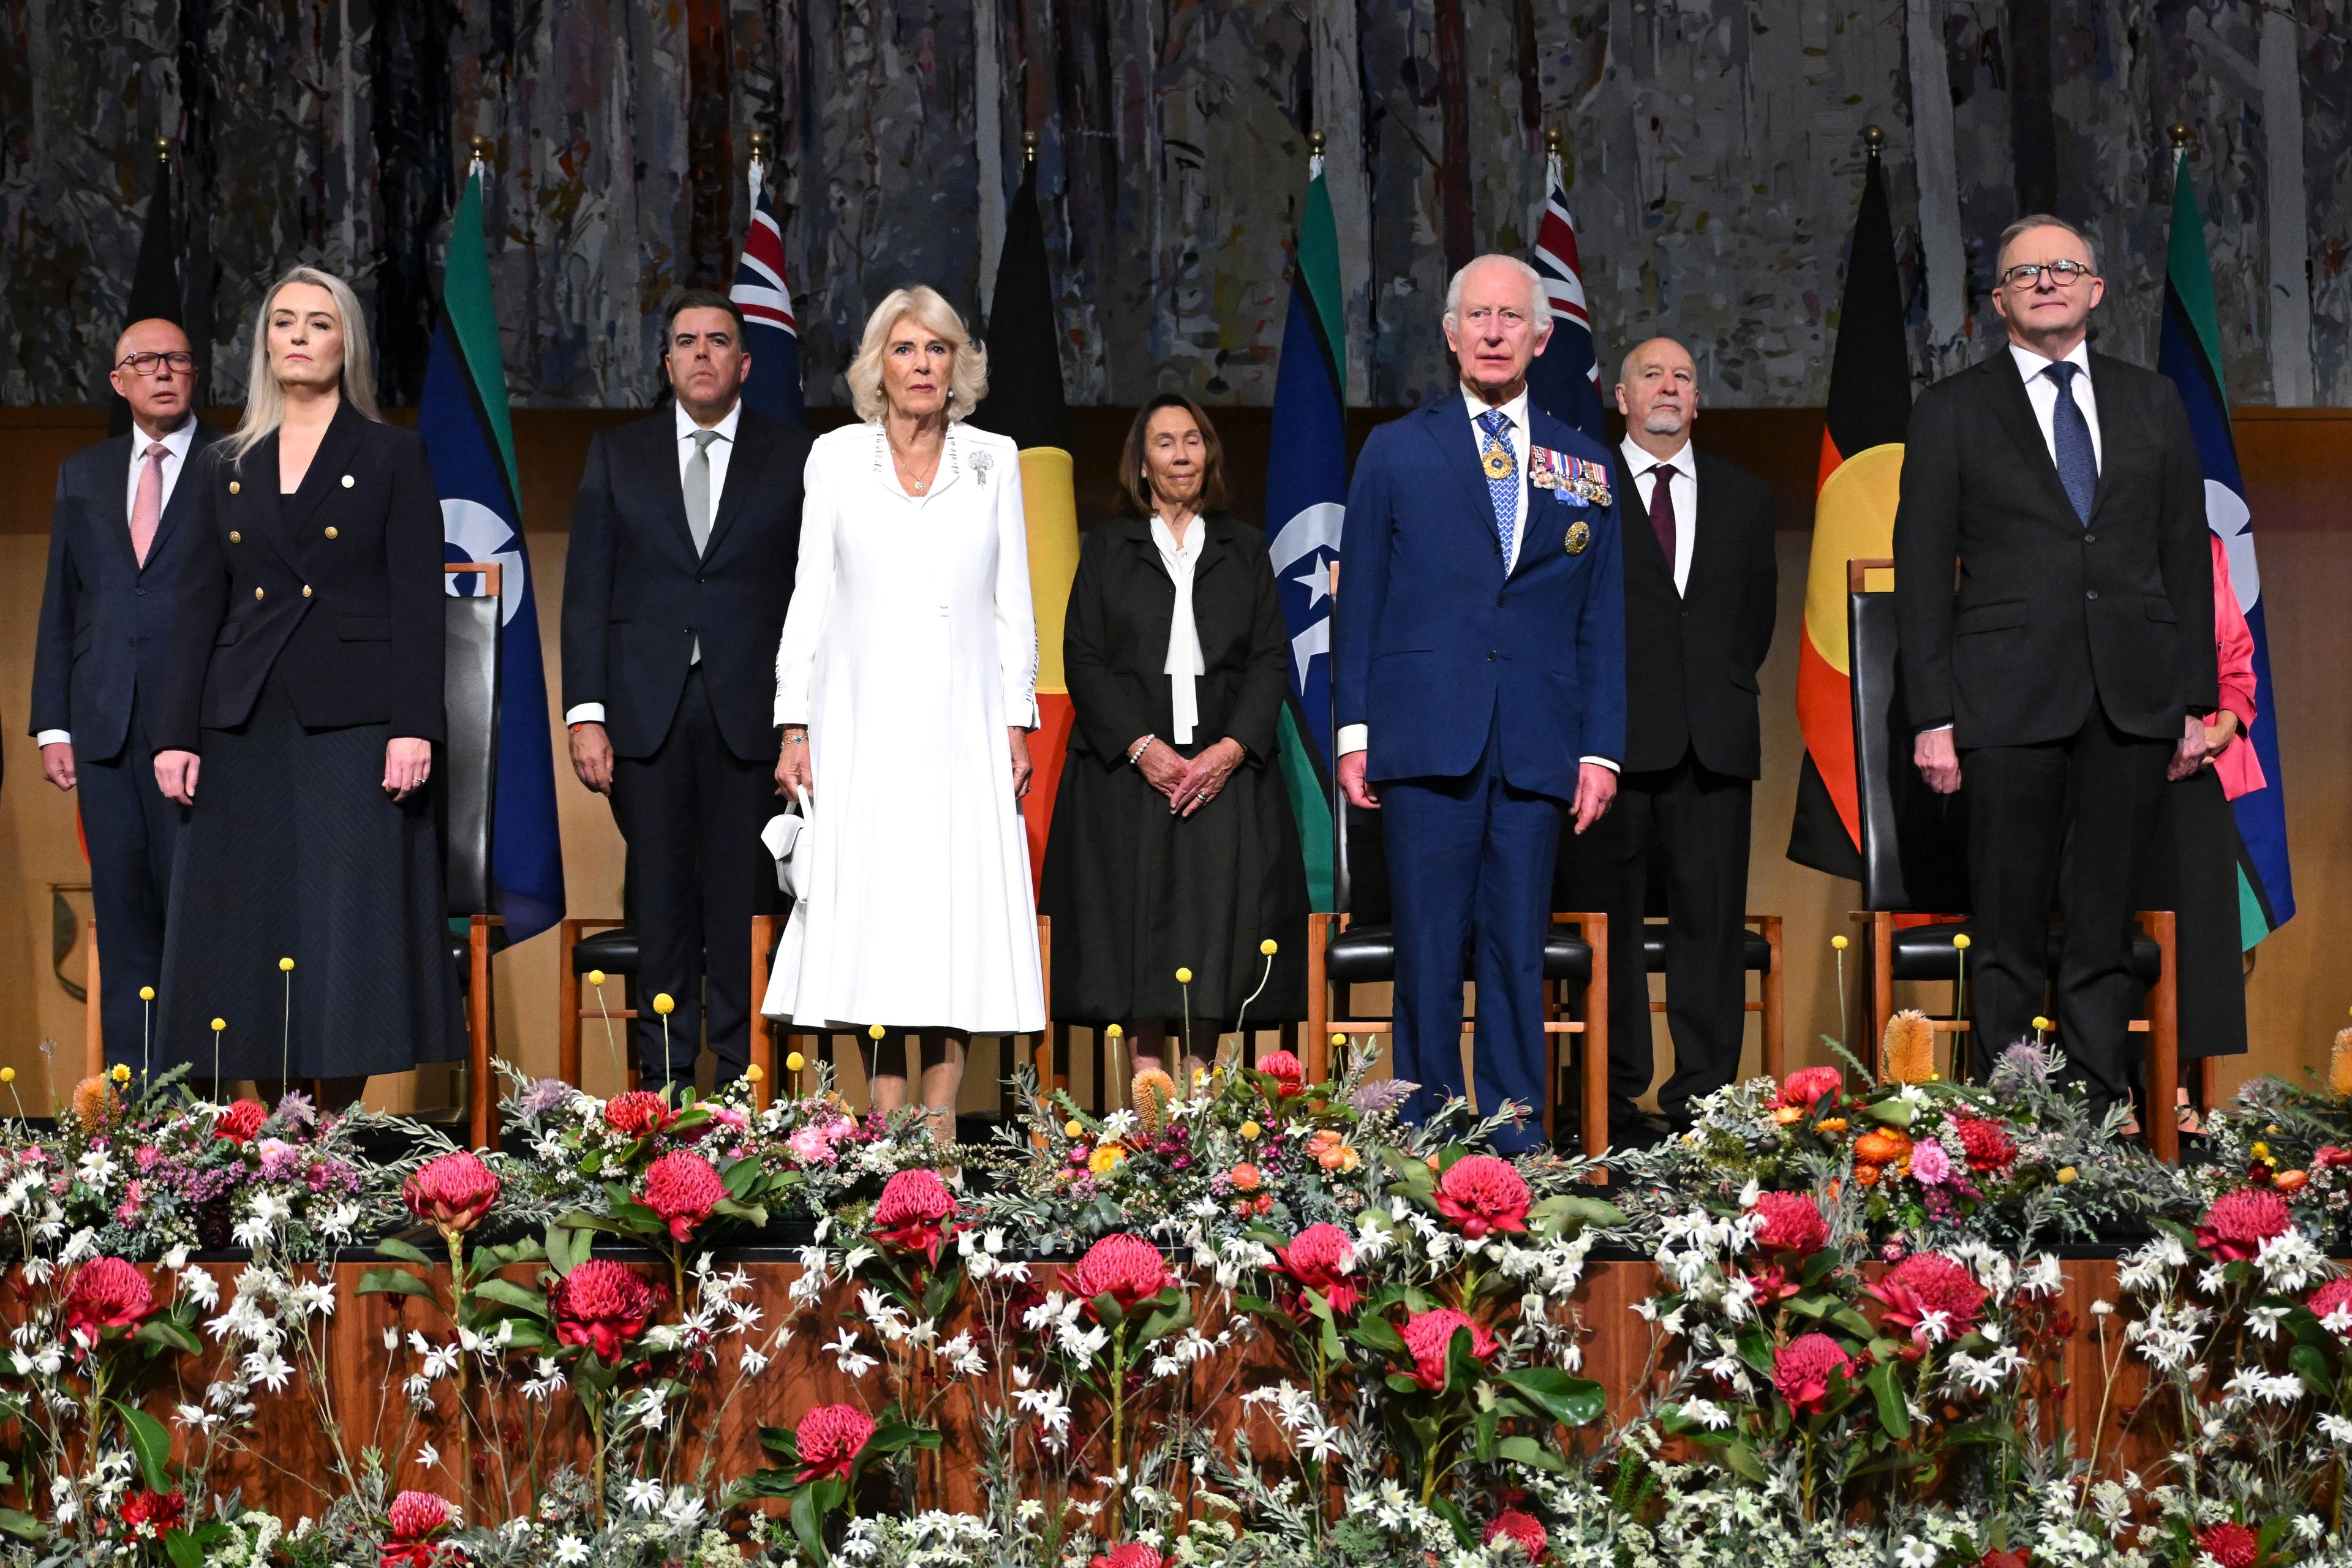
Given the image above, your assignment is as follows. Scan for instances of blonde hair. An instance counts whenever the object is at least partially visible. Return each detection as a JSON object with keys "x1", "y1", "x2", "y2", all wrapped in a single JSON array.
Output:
[
  {"x1": 227, "y1": 266, "x2": 382, "y2": 462},
  {"x1": 844, "y1": 286, "x2": 988, "y2": 423}
]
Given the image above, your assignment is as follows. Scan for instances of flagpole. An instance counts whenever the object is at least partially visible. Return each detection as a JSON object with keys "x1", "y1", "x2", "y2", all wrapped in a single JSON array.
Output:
[
  {"x1": 469, "y1": 134, "x2": 492, "y2": 179},
  {"x1": 748, "y1": 127, "x2": 771, "y2": 205},
  {"x1": 2168, "y1": 121, "x2": 2192, "y2": 168},
  {"x1": 1307, "y1": 127, "x2": 1323, "y2": 180},
  {"x1": 1544, "y1": 125, "x2": 1565, "y2": 194}
]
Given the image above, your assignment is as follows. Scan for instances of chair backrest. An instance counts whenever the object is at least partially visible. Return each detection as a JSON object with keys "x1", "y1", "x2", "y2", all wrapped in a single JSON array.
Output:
[
  {"x1": 443, "y1": 564, "x2": 503, "y2": 918},
  {"x1": 1847, "y1": 558, "x2": 1972, "y2": 914}
]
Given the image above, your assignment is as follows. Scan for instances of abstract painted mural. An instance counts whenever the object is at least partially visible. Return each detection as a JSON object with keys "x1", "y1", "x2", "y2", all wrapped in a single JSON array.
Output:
[{"x1": 0, "y1": 0, "x2": 2345, "y2": 411}]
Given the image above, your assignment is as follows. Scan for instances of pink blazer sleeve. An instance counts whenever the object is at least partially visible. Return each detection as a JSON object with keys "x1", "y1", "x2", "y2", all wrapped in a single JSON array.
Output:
[{"x1": 2207, "y1": 533, "x2": 2266, "y2": 800}]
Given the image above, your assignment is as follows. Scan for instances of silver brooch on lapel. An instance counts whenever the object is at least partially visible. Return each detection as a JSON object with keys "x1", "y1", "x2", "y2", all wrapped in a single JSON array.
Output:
[{"x1": 971, "y1": 451, "x2": 993, "y2": 484}]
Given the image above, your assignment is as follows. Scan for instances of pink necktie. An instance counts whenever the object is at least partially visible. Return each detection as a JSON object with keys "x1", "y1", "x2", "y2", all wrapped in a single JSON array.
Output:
[{"x1": 130, "y1": 442, "x2": 167, "y2": 567}]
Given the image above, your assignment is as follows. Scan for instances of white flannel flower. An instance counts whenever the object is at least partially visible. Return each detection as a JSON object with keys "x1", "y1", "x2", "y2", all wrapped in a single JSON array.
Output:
[
  {"x1": 415, "y1": 1442, "x2": 440, "y2": 1471},
  {"x1": 622, "y1": 1477, "x2": 663, "y2": 1514}
]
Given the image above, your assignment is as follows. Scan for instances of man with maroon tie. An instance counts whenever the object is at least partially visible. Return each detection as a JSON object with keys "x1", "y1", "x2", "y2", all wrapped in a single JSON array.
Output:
[{"x1": 29, "y1": 319, "x2": 224, "y2": 1066}]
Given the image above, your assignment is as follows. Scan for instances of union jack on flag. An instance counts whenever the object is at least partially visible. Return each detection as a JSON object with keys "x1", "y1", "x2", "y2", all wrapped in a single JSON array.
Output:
[
  {"x1": 1525, "y1": 149, "x2": 1608, "y2": 442},
  {"x1": 729, "y1": 164, "x2": 805, "y2": 423}
]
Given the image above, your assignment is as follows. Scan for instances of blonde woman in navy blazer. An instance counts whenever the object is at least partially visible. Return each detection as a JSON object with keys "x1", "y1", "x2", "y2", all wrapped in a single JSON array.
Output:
[{"x1": 152, "y1": 266, "x2": 461, "y2": 1105}]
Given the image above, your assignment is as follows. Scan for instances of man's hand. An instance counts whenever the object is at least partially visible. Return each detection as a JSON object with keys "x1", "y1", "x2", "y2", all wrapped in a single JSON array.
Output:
[
  {"x1": 570, "y1": 722, "x2": 615, "y2": 794},
  {"x1": 2168, "y1": 713, "x2": 2207, "y2": 782},
  {"x1": 1132, "y1": 738, "x2": 1189, "y2": 804},
  {"x1": 1009, "y1": 727, "x2": 1033, "y2": 799},
  {"x1": 1570, "y1": 762, "x2": 1618, "y2": 835},
  {"x1": 39, "y1": 742, "x2": 75, "y2": 792},
  {"x1": 154, "y1": 749, "x2": 200, "y2": 806},
  {"x1": 1338, "y1": 750, "x2": 1379, "y2": 810},
  {"x1": 384, "y1": 737, "x2": 433, "y2": 801},
  {"x1": 1914, "y1": 728, "x2": 1962, "y2": 795},
  {"x1": 776, "y1": 726, "x2": 813, "y2": 801},
  {"x1": 1173, "y1": 738, "x2": 1246, "y2": 818}
]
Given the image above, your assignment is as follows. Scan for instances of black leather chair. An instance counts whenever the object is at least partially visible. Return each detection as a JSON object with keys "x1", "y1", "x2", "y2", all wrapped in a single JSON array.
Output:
[
  {"x1": 1303, "y1": 742, "x2": 1609, "y2": 1161},
  {"x1": 443, "y1": 564, "x2": 505, "y2": 1149},
  {"x1": 1845, "y1": 557, "x2": 2180, "y2": 1160}
]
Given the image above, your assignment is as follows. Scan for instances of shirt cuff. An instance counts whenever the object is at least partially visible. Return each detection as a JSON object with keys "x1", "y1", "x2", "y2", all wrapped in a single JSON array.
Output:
[
  {"x1": 1920, "y1": 723, "x2": 1953, "y2": 736},
  {"x1": 564, "y1": 704, "x2": 606, "y2": 726},
  {"x1": 1579, "y1": 755, "x2": 1619, "y2": 773},
  {"x1": 1335, "y1": 723, "x2": 1368, "y2": 756},
  {"x1": 35, "y1": 730, "x2": 70, "y2": 748}
]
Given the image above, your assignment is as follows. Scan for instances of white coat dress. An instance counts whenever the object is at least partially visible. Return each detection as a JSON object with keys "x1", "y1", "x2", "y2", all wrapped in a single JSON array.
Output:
[{"x1": 761, "y1": 419, "x2": 1048, "y2": 1033}]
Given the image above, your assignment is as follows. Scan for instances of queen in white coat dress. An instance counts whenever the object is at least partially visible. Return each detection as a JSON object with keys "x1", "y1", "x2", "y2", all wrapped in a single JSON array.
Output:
[{"x1": 763, "y1": 287, "x2": 1046, "y2": 1126}]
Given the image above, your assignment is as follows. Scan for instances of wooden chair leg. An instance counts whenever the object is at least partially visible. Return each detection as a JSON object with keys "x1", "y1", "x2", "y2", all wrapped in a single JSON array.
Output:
[
  {"x1": 468, "y1": 914, "x2": 497, "y2": 1152},
  {"x1": 557, "y1": 919, "x2": 582, "y2": 1090},
  {"x1": 749, "y1": 914, "x2": 779, "y2": 1109},
  {"x1": 1759, "y1": 916, "x2": 1785, "y2": 1083},
  {"x1": 1565, "y1": 912, "x2": 1608, "y2": 1172},
  {"x1": 1305, "y1": 913, "x2": 1332, "y2": 1082},
  {"x1": 85, "y1": 921, "x2": 105, "y2": 1083},
  {"x1": 2140, "y1": 910, "x2": 2180, "y2": 1164},
  {"x1": 1869, "y1": 911, "x2": 1896, "y2": 1077}
]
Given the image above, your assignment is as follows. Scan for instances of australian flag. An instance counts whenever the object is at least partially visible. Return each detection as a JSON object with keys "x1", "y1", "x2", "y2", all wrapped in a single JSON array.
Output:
[
  {"x1": 730, "y1": 163, "x2": 804, "y2": 424},
  {"x1": 1525, "y1": 153, "x2": 1608, "y2": 443}
]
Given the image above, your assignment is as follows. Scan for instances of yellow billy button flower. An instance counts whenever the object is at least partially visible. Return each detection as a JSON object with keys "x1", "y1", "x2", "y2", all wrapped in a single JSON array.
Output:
[
  {"x1": 744, "y1": 1063, "x2": 765, "y2": 1082},
  {"x1": 0, "y1": 1069, "x2": 13, "y2": 1084},
  {"x1": 587, "y1": 969, "x2": 606, "y2": 987},
  {"x1": 1175, "y1": 967, "x2": 1193, "y2": 984},
  {"x1": 138, "y1": 986, "x2": 155, "y2": 1001},
  {"x1": 1831, "y1": 935, "x2": 1849, "y2": 951},
  {"x1": 1240, "y1": 1120, "x2": 1263, "y2": 1140},
  {"x1": 652, "y1": 993, "x2": 676, "y2": 1016},
  {"x1": 1105, "y1": 1023, "x2": 1124, "y2": 1039},
  {"x1": 1330, "y1": 1033, "x2": 1346, "y2": 1047},
  {"x1": 1259, "y1": 939, "x2": 1278, "y2": 956},
  {"x1": 785, "y1": 1052, "x2": 807, "y2": 1072},
  {"x1": 1064, "y1": 1120, "x2": 1085, "y2": 1139},
  {"x1": 2056, "y1": 1166, "x2": 2078, "y2": 1183},
  {"x1": 210, "y1": 1019, "x2": 226, "y2": 1033},
  {"x1": 1951, "y1": 934, "x2": 1970, "y2": 951},
  {"x1": 279, "y1": 957, "x2": 295, "y2": 971},
  {"x1": 869, "y1": 1023, "x2": 887, "y2": 1039},
  {"x1": 2032, "y1": 1016, "x2": 2051, "y2": 1033}
]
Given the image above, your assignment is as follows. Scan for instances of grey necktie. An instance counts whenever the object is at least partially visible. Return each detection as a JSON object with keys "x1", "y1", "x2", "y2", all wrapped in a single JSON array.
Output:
[{"x1": 685, "y1": 428, "x2": 719, "y2": 663}]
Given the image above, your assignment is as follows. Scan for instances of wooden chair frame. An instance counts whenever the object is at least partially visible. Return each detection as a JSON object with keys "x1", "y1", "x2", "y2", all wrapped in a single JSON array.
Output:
[
  {"x1": 1304, "y1": 910, "x2": 1610, "y2": 1170},
  {"x1": 556, "y1": 916, "x2": 637, "y2": 1094},
  {"x1": 1640, "y1": 913, "x2": 1785, "y2": 1083}
]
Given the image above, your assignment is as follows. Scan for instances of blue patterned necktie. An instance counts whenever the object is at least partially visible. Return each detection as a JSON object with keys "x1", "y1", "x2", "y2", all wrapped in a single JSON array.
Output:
[
  {"x1": 1477, "y1": 408, "x2": 1519, "y2": 570},
  {"x1": 2045, "y1": 361, "x2": 2097, "y2": 523}
]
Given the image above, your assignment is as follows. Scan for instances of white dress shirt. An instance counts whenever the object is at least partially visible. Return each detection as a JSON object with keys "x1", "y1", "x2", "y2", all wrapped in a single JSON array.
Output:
[
  {"x1": 2008, "y1": 339, "x2": 2102, "y2": 470},
  {"x1": 1150, "y1": 512, "x2": 1207, "y2": 744},
  {"x1": 1335, "y1": 382, "x2": 1615, "y2": 771},
  {"x1": 1922, "y1": 341, "x2": 2102, "y2": 738},
  {"x1": 1619, "y1": 434, "x2": 1698, "y2": 595},
  {"x1": 37, "y1": 418, "x2": 199, "y2": 749},
  {"x1": 565, "y1": 401, "x2": 741, "y2": 726}
]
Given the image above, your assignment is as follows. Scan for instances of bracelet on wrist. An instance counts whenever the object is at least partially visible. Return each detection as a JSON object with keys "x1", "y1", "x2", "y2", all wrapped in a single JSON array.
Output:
[{"x1": 1128, "y1": 735, "x2": 1156, "y2": 766}]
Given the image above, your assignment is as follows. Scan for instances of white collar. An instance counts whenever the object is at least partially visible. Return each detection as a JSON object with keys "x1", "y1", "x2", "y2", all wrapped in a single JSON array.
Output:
[
  {"x1": 675, "y1": 399, "x2": 742, "y2": 443},
  {"x1": 1619, "y1": 434, "x2": 1692, "y2": 477},
  {"x1": 132, "y1": 418, "x2": 197, "y2": 461},
  {"x1": 1148, "y1": 512, "x2": 1204, "y2": 562},
  {"x1": 2008, "y1": 337, "x2": 2090, "y2": 384},
  {"x1": 1459, "y1": 382, "x2": 1531, "y2": 432}
]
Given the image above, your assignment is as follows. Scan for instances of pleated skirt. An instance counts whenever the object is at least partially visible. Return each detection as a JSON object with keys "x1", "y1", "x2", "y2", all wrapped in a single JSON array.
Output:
[{"x1": 156, "y1": 672, "x2": 463, "y2": 1079}]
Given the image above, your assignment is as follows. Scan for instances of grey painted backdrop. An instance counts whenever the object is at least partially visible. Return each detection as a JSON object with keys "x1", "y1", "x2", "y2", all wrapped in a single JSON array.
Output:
[{"x1": 1, "y1": 0, "x2": 2345, "y2": 411}]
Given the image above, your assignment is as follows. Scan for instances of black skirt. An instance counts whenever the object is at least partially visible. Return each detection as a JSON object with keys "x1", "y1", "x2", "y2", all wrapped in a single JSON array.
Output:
[
  {"x1": 2130, "y1": 765, "x2": 2249, "y2": 1061},
  {"x1": 1039, "y1": 737, "x2": 1310, "y2": 1025},
  {"x1": 156, "y1": 672, "x2": 463, "y2": 1079}
]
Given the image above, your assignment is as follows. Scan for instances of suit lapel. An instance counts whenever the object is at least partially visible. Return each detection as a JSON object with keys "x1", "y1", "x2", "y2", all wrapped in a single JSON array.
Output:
[
  {"x1": 1509, "y1": 412, "x2": 1583, "y2": 581},
  {"x1": 2084, "y1": 352, "x2": 2130, "y2": 522},
  {"x1": 92, "y1": 434, "x2": 141, "y2": 572},
  {"x1": 279, "y1": 402, "x2": 363, "y2": 539},
  {"x1": 1983, "y1": 353, "x2": 2083, "y2": 527},
  {"x1": 1422, "y1": 404, "x2": 1506, "y2": 565},
  {"x1": 701, "y1": 409, "x2": 767, "y2": 562},
  {"x1": 639, "y1": 412, "x2": 699, "y2": 558},
  {"x1": 143, "y1": 425, "x2": 217, "y2": 568},
  {"x1": 236, "y1": 431, "x2": 295, "y2": 576}
]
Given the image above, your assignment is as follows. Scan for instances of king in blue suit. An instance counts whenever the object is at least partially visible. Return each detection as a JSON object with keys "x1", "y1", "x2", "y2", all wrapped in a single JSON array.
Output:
[{"x1": 1332, "y1": 255, "x2": 1627, "y2": 1153}]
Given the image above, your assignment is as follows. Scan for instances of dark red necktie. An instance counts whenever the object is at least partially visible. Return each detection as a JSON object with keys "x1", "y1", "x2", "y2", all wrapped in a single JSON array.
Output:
[{"x1": 1646, "y1": 463, "x2": 1678, "y2": 565}]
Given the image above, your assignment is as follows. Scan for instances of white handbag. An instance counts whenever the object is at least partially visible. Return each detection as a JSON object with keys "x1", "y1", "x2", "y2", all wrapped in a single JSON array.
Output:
[{"x1": 761, "y1": 791, "x2": 813, "y2": 899}]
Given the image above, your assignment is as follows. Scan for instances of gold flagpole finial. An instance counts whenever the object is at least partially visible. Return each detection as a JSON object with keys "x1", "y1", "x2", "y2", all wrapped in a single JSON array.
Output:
[
  {"x1": 154, "y1": 137, "x2": 171, "y2": 163},
  {"x1": 1545, "y1": 126, "x2": 1564, "y2": 159},
  {"x1": 1022, "y1": 130, "x2": 1039, "y2": 167},
  {"x1": 749, "y1": 129, "x2": 773, "y2": 167},
  {"x1": 2168, "y1": 123, "x2": 2193, "y2": 154},
  {"x1": 469, "y1": 134, "x2": 494, "y2": 171},
  {"x1": 1308, "y1": 129, "x2": 1325, "y2": 159},
  {"x1": 1863, "y1": 124, "x2": 1885, "y2": 158}
]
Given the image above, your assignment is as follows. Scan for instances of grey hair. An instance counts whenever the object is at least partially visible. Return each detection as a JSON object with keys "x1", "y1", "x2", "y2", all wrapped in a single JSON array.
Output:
[
  {"x1": 1442, "y1": 254, "x2": 1548, "y2": 326},
  {"x1": 226, "y1": 266, "x2": 381, "y2": 463},
  {"x1": 844, "y1": 285, "x2": 989, "y2": 423},
  {"x1": 1996, "y1": 214, "x2": 2099, "y2": 276}
]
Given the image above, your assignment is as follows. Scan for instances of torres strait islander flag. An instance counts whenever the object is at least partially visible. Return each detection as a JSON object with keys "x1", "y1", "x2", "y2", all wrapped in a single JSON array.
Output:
[
  {"x1": 425, "y1": 160, "x2": 565, "y2": 941},
  {"x1": 1524, "y1": 140, "x2": 1608, "y2": 444},
  {"x1": 1261, "y1": 142, "x2": 1346, "y2": 912},
  {"x1": 1788, "y1": 143, "x2": 1912, "y2": 881},
  {"x1": 729, "y1": 159, "x2": 805, "y2": 424},
  {"x1": 2158, "y1": 146, "x2": 2293, "y2": 940},
  {"x1": 967, "y1": 154, "x2": 1080, "y2": 891}
]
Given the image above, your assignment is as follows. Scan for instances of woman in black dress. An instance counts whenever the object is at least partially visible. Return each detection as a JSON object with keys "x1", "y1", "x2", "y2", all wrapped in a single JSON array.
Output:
[
  {"x1": 1040, "y1": 395, "x2": 1309, "y2": 1080},
  {"x1": 152, "y1": 266, "x2": 461, "y2": 1108}
]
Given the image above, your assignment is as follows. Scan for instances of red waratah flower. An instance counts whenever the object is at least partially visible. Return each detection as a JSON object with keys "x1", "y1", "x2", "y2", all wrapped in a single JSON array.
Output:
[
  {"x1": 1777, "y1": 1066, "x2": 1844, "y2": 1110},
  {"x1": 604, "y1": 1090, "x2": 676, "y2": 1138},
  {"x1": 1273, "y1": 1223, "x2": 1362, "y2": 1314},
  {"x1": 870, "y1": 1168, "x2": 958, "y2": 1264},
  {"x1": 402, "y1": 1150, "x2": 500, "y2": 1234},
  {"x1": 116, "y1": 1488, "x2": 186, "y2": 1539},
  {"x1": 794, "y1": 1403, "x2": 875, "y2": 1482},
  {"x1": 62, "y1": 1257, "x2": 155, "y2": 1344},
  {"x1": 1868, "y1": 1251, "x2": 1990, "y2": 1352},
  {"x1": 1483, "y1": 1508, "x2": 1548, "y2": 1561},
  {"x1": 1069, "y1": 1234, "x2": 1175, "y2": 1315},
  {"x1": 1400, "y1": 1306, "x2": 1498, "y2": 1391},
  {"x1": 1949, "y1": 1115, "x2": 2019, "y2": 1173},
  {"x1": 2194, "y1": 1522, "x2": 2258, "y2": 1568},
  {"x1": 549, "y1": 1259, "x2": 656, "y2": 1362},
  {"x1": 1257, "y1": 1050, "x2": 1306, "y2": 1096},
  {"x1": 1088, "y1": 1547, "x2": 1166, "y2": 1568},
  {"x1": 1771, "y1": 1332, "x2": 1853, "y2": 1415},
  {"x1": 2197, "y1": 1186, "x2": 2293, "y2": 1262},
  {"x1": 1434, "y1": 1155, "x2": 1532, "y2": 1239},
  {"x1": 643, "y1": 1148, "x2": 725, "y2": 1243},
  {"x1": 1751, "y1": 1190, "x2": 1829, "y2": 1257},
  {"x1": 1979, "y1": 1551, "x2": 2030, "y2": 1568},
  {"x1": 2309, "y1": 1277, "x2": 2352, "y2": 1333},
  {"x1": 2316, "y1": 1145, "x2": 2352, "y2": 1170},
  {"x1": 215, "y1": 1099, "x2": 268, "y2": 1144},
  {"x1": 387, "y1": 1490, "x2": 453, "y2": 1541}
]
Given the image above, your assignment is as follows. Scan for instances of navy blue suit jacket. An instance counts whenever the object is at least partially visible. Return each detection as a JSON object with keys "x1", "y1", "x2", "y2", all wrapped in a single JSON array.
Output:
[
  {"x1": 1331, "y1": 398, "x2": 1627, "y2": 801},
  {"x1": 29, "y1": 423, "x2": 225, "y2": 760}
]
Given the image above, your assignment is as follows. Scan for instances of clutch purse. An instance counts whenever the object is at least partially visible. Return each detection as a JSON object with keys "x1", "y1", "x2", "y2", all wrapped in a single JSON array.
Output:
[{"x1": 761, "y1": 791, "x2": 813, "y2": 899}]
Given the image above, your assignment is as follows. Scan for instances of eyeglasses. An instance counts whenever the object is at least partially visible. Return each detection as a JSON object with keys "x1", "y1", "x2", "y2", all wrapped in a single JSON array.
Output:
[
  {"x1": 116, "y1": 351, "x2": 196, "y2": 377},
  {"x1": 1999, "y1": 259, "x2": 2095, "y2": 290}
]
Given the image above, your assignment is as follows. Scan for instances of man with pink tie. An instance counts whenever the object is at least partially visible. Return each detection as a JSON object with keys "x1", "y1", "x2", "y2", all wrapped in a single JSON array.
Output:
[{"x1": 29, "y1": 319, "x2": 223, "y2": 1066}]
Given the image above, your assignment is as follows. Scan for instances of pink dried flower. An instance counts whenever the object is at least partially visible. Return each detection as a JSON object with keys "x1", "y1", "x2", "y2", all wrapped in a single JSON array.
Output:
[
  {"x1": 870, "y1": 1169, "x2": 957, "y2": 1264},
  {"x1": 1400, "y1": 1306, "x2": 1497, "y2": 1390},
  {"x1": 1273, "y1": 1223, "x2": 1362, "y2": 1314},
  {"x1": 1434, "y1": 1155, "x2": 1532, "y2": 1238},
  {"x1": 402, "y1": 1150, "x2": 500, "y2": 1234},
  {"x1": 1751, "y1": 1190, "x2": 1829, "y2": 1257},
  {"x1": 1909, "y1": 1139, "x2": 1953, "y2": 1185},
  {"x1": 2197, "y1": 1186, "x2": 2293, "y2": 1262},
  {"x1": 549, "y1": 1259, "x2": 656, "y2": 1362},
  {"x1": 794, "y1": 1403, "x2": 875, "y2": 1482},
  {"x1": 643, "y1": 1149, "x2": 725, "y2": 1243},
  {"x1": 1069, "y1": 1234, "x2": 1175, "y2": 1316},
  {"x1": 1771, "y1": 1332, "x2": 1852, "y2": 1415}
]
